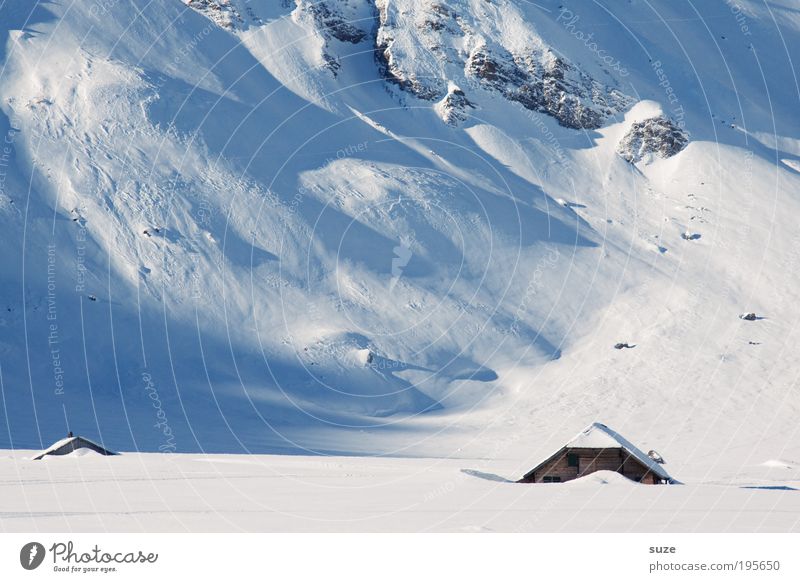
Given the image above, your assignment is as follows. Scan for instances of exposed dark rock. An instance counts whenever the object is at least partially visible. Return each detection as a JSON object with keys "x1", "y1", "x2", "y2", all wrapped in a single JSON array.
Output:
[
  {"x1": 374, "y1": 1, "x2": 446, "y2": 100},
  {"x1": 185, "y1": 0, "x2": 254, "y2": 30},
  {"x1": 301, "y1": 1, "x2": 370, "y2": 44},
  {"x1": 617, "y1": 116, "x2": 689, "y2": 163},
  {"x1": 373, "y1": 0, "x2": 631, "y2": 129},
  {"x1": 614, "y1": 342, "x2": 635, "y2": 349},
  {"x1": 190, "y1": 0, "x2": 633, "y2": 130},
  {"x1": 466, "y1": 47, "x2": 628, "y2": 129},
  {"x1": 436, "y1": 84, "x2": 475, "y2": 125},
  {"x1": 375, "y1": 38, "x2": 445, "y2": 101},
  {"x1": 291, "y1": 1, "x2": 376, "y2": 77}
]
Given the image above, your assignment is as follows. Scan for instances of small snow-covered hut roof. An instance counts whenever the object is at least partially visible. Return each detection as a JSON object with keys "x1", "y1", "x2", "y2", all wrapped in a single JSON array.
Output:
[{"x1": 33, "y1": 436, "x2": 117, "y2": 460}]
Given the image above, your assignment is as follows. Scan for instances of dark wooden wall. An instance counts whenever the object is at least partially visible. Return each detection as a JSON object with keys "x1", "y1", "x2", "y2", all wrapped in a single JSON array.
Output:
[{"x1": 520, "y1": 447, "x2": 661, "y2": 484}]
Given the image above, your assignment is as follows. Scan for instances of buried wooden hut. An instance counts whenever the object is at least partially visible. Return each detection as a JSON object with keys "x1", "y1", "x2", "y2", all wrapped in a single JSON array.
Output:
[
  {"x1": 33, "y1": 435, "x2": 117, "y2": 460},
  {"x1": 518, "y1": 422, "x2": 673, "y2": 484}
]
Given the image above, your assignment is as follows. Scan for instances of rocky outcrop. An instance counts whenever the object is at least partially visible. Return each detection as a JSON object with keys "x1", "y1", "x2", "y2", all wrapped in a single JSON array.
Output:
[
  {"x1": 300, "y1": 1, "x2": 370, "y2": 44},
  {"x1": 374, "y1": 1, "x2": 445, "y2": 100},
  {"x1": 617, "y1": 116, "x2": 689, "y2": 163},
  {"x1": 183, "y1": 0, "x2": 261, "y2": 30},
  {"x1": 374, "y1": 0, "x2": 632, "y2": 129},
  {"x1": 294, "y1": 1, "x2": 375, "y2": 76},
  {"x1": 188, "y1": 0, "x2": 634, "y2": 130},
  {"x1": 466, "y1": 46, "x2": 630, "y2": 130},
  {"x1": 435, "y1": 84, "x2": 475, "y2": 125}
]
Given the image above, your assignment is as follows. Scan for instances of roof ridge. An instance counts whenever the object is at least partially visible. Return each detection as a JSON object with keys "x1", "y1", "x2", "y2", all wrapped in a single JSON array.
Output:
[{"x1": 569, "y1": 422, "x2": 670, "y2": 480}]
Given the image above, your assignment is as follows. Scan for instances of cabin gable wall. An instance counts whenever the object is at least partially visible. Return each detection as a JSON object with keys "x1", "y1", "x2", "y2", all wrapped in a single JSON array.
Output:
[{"x1": 525, "y1": 447, "x2": 663, "y2": 484}]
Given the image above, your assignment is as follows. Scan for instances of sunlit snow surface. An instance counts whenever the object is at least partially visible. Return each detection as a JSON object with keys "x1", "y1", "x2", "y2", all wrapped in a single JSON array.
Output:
[
  {"x1": 2, "y1": 452, "x2": 799, "y2": 532},
  {"x1": 1, "y1": 0, "x2": 800, "y2": 531}
]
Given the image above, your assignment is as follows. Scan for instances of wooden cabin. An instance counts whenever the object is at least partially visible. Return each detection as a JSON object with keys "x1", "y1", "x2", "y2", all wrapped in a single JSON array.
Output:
[
  {"x1": 33, "y1": 435, "x2": 117, "y2": 460},
  {"x1": 518, "y1": 422, "x2": 673, "y2": 484}
]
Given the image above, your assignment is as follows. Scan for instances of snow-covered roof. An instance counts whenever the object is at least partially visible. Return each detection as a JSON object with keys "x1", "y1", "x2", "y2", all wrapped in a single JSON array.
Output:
[
  {"x1": 33, "y1": 436, "x2": 116, "y2": 460},
  {"x1": 527, "y1": 422, "x2": 672, "y2": 481},
  {"x1": 567, "y1": 423, "x2": 671, "y2": 480}
]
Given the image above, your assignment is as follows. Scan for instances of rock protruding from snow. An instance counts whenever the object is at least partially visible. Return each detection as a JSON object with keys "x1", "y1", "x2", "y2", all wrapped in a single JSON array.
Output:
[
  {"x1": 374, "y1": 0, "x2": 444, "y2": 100},
  {"x1": 183, "y1": 0, "x2": 261, "y2": 30},
  {"x1": 293, "y1": 1, "x2": 375, "y2": 76},
  {"x1": 297, "y1": 0, "x2": 370, "y2": 44},
  {"x1": 374, "y1": 0, "x2": 631, "y2": 129},
  {"x1": 435, "y1": 83, "x2": 475, "y2": 125},
  {"x1": 466, "y1": 45, "x2": 630, "y2": 129},
  {"x1": 192, "y1": 0, "x2": 633, "y2": 127},
  {"x1": 617, "y1": 116, "x2": 689, "y2": 163}
]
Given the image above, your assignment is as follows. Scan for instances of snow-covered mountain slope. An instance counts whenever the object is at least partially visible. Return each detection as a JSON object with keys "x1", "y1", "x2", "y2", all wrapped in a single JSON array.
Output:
[{"x1": 1, "y1": 0, "x2": 799, "y2": 486}]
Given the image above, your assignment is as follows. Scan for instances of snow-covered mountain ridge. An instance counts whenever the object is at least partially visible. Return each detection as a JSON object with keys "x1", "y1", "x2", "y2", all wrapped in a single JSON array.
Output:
[
  {"x1": 189, "y1": 0, "x2": 635, "y2": 128},
  {"x1": 374, "y1": 0, "x2": 634, "y2": 128},
  {"x1": 1, "y1": 0, "x2": 799, "y2": 489}
]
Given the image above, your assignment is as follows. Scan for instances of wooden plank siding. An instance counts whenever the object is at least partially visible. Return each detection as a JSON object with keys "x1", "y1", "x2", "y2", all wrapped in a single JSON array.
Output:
[{"x1": 518, "y1": 447, "x2": 662, "y2": 484}]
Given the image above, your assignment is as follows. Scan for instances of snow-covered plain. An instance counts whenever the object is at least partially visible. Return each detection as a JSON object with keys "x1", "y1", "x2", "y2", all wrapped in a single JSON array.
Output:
[
  {"x1": 1, "y1": 450, "x2": 799, "y2": 532},
  {"x1": 2, "y1": 0, "x2": 800, "y2": 531}
]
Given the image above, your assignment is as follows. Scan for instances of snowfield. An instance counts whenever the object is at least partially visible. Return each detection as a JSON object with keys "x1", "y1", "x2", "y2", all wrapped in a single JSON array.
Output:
[
  {"x1": 1, "y1": 451, "x2": 799, "y2": 532},
  {"x1": 1, "y1": 0, "x2": 800, "y2": 532}
]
